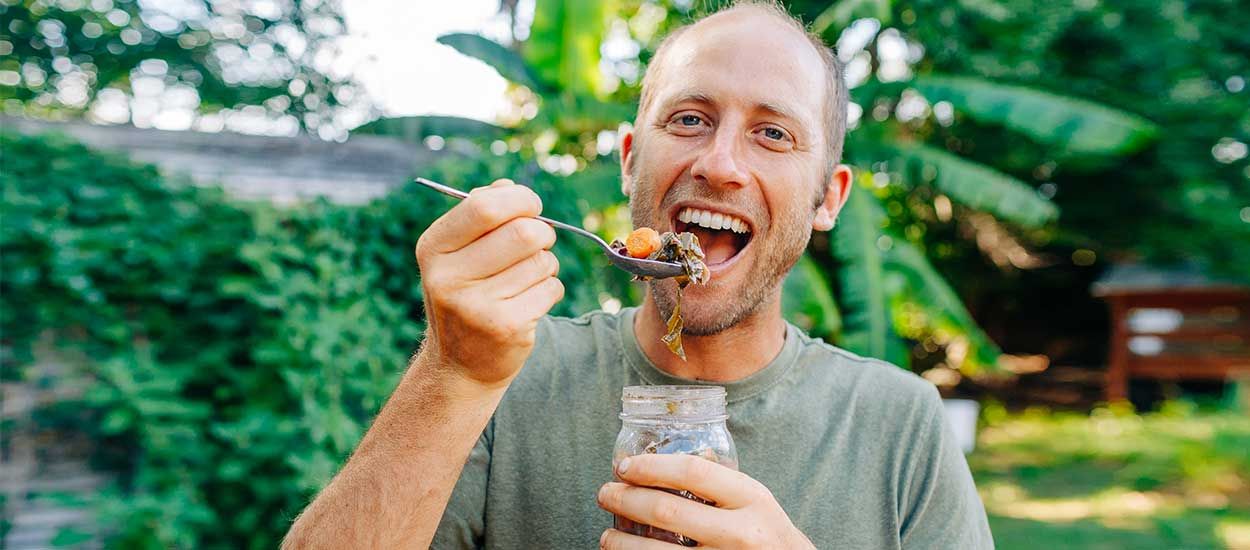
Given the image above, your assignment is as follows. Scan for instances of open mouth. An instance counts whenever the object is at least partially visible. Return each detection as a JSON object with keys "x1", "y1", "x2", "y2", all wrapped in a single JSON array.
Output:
[{"x1": 673, "y1": 206, "x2": 753, "y2": 266}]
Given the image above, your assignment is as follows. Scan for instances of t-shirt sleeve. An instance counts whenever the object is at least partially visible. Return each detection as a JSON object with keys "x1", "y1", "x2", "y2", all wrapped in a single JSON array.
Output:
[
  {"x1": 430, "y1": 419, "x2": 493, "y2": 550},
  {"x1": 898, "y1": 387, "x2": 995, "y2": 550}
]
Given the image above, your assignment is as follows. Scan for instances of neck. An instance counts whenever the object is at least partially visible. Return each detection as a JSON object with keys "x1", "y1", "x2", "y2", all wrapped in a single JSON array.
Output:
[{"x1": 634, "y1": 289, "x2": 788, "y2": 382}]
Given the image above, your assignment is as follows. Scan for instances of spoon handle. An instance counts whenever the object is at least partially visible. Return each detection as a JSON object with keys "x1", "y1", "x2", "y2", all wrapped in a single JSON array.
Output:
[{"x1": 413, "y1": 178, "x2": 611, "y2": 249}]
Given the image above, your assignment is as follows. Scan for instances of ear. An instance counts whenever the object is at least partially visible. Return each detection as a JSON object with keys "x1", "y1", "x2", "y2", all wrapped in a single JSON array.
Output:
[
  {"x1": 619, "y1": 131, "x2": 635, "y2": 196},
  {"x1": 812, "y1": 164, "x2": 853, "y2": 231}
]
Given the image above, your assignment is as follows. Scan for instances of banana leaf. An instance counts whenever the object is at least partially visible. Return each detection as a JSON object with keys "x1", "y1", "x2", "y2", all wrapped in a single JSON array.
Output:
[
  {"x1": 830, "y1": 180, "x2": 909, "y2": 366},
  {"x1": 892, "y1": 142, "x2": 1058, "y2": 228},
  {"x1": 883, "y1": 237, "x2": 1002, "y2": 370},
  {"x1": 437, "y1": 32, "x2": 550, "y2": 93},
  {"x1": 524, "y1": 0, "x2": 614, "y2": 98},
  {"x1": 914, "y1": 75, "x2": 1160, "y2": 156},
  {"x1": 783, "y1": 253, "x2": 842, "y2": 342}
]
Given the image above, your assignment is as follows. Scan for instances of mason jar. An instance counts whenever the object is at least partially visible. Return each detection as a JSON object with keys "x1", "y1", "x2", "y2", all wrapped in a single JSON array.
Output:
[{"x1": 612, "y1": 385, "x2": 738, "y2": 546}]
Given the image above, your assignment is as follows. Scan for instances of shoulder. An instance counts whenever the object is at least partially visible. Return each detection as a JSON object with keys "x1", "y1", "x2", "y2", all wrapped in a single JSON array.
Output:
[{"x1": 790, "y1": 329, "x2": 942, "y2": 417}]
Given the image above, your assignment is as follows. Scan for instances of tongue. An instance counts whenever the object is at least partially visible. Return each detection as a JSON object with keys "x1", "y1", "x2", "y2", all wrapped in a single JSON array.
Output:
[{"x1": 690, "y1": 227, "x2": 739, "y2": 265}]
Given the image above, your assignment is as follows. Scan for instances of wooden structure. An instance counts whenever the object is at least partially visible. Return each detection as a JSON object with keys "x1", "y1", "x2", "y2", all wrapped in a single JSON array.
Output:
[{"x1": 1093, "y1": 263, "x2": 1250, "y2": 402}]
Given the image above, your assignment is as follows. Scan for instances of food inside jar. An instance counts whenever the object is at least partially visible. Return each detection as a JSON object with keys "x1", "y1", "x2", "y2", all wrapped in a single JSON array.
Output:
[{"x1": 611, "y1": 427, "x2": 738, "y2": 546}]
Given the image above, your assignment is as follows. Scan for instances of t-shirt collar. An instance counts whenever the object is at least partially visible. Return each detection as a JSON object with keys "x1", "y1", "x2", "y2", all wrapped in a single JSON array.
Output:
[{"x1": 617, "y1": 306, "x2": 802, "y2": 403}]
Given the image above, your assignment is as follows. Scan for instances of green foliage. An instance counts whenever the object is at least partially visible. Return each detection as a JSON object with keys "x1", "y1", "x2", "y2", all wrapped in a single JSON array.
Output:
[
  {"x1": 781, "y1": 254, "x2": 842, "y2": 342},
  {"x1": 892, "y1": 142, "x2": 1058, "y2": 228},
  {"x1": 830, "y1": 179, "x2": 909, "y2": 366},
  {"x1": 912, "y1": 75, "x2": 1160, "y2": 157},
  {"x1": 524, "y1": 0, "x2": 615, "y2": 98},
  {"x1": 893, "y1": 0, "x2": 1250, "y2": 279},
  {"x1": 0, "y1": 0, "x2": 359, "y2": 135},
  {"x1": 439, "y1": 33, "x2": 550, "y2": 93},
  {"x1": 0, "y1": 130, "x2": 619, "y2": 546},
  {"x1": 812, "y1": 0, "x2": 893, "y2": 38}
]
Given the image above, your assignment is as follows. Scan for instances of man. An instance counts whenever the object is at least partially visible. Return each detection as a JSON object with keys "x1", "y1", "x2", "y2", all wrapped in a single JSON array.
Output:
[{"x1": 284, "y1": 2, "x2": 993, "y2": 548}]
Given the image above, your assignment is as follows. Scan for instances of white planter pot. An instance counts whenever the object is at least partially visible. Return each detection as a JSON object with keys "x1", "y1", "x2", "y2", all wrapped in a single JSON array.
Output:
[{"x1": 941, "y1": 398, "x2": 980, "y2": 454}]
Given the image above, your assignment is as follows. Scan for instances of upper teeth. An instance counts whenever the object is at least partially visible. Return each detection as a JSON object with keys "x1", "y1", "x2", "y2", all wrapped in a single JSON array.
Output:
[{"x1": 677, "y1": 207, "x2": 750, "y2": 234}]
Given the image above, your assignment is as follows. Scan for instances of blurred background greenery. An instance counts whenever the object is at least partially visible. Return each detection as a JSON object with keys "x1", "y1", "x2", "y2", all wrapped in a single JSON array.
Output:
[{"x1": 1, "y1": 0, "x2": 1248, "y2": 548}]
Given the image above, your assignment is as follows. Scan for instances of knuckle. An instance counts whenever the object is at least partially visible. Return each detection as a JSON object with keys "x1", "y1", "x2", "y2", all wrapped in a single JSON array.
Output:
[
  {"x1": 414, "y1": 234, "x2": 432, "y2": 262},
  {"x1": 684, "y1": 455, "x2": 713, "y2": 482},
  {"x1": 511, "y1": 219, "x2": 553, "y2": 249},
  {"x1": 606, "y1": 486, "x2": 625, "y2": 511},
  {"x1": 750, "y1": 478, "x2": 774, "y2": 501},
  {"x1": 740, "y1": 525, "x2": 768, "y2": 548},
  {"x1": 528, "y1": 251, "x2": 550, "y2": 274},
  {"x1": 468, "y1": 196, "x2": 505, "y2": 224},
  {"x1": 516, "y1": 186, "x2": 543, "y2": 214}
]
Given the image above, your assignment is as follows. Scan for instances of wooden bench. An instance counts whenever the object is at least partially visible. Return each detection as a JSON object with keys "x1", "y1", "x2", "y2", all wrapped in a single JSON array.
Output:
[{"x1": 1092, "y1": 264, "x2": 1250, "y2": 402}]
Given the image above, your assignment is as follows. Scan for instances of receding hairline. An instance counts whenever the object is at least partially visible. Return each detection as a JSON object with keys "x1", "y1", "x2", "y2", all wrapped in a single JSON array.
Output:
[{"x1": 634, "y1": 1, "x2": 849, "y2": 172}]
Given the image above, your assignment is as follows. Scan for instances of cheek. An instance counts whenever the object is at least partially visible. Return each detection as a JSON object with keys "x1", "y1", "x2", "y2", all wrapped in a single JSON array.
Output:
[{"x1": 634, "y1": 142, "x2": 689, "y2": 200}]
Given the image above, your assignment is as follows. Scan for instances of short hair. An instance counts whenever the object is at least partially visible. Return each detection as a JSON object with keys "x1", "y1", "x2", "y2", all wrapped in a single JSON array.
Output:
[{"x1": 635, "y1": 0, "x2": 849, "y2": 175}]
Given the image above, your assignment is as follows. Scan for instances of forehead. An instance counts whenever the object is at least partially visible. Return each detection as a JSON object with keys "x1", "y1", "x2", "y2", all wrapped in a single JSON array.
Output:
[{"x1": 647, "y1": 10, "x2": 827, "y2": 121}]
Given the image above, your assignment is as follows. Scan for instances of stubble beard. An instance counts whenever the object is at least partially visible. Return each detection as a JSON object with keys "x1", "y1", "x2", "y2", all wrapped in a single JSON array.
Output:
[{"x1": 627, "y1": 162, "x2": 814, "y2": 337}]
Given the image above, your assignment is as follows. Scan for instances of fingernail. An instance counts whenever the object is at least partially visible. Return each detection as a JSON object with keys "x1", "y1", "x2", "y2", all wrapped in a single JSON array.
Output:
[
  {"x1": 600, "y1": 530, "x2": 609, "y2": 548},
  {"x1": 617, "y1": 457, "x2": 631, "y2": 475}
]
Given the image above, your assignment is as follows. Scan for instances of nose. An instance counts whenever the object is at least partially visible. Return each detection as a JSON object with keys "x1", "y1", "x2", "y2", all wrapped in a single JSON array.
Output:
[{"x1": 691, "y1": 123, "x2": 749, "y2": 190}]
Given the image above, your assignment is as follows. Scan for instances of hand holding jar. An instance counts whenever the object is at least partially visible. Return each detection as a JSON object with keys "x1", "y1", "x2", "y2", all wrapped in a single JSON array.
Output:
[{"x1": 599, "y1": 386, "x2": 814, "y2": 549}]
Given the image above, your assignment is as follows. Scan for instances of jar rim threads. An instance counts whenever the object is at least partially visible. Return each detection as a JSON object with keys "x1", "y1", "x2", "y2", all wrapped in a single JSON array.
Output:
[{"x1": 619, "y1": 385, "x2": 728, "y2": 423}]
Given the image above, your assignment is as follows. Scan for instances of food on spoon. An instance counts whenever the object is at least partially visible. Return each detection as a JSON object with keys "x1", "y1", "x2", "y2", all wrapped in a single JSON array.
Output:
[
  {"x1": 610, "y1": 229, "x2": 709, "y2": 360},
  {"x1": 625, "y1": 227, "x2": 662, "y2": 258}
]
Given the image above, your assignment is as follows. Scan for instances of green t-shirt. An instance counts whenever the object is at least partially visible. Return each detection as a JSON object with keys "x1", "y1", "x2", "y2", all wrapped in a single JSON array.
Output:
[{"x1": 433, "y1": 307, "x2": 994, "y2": 549}]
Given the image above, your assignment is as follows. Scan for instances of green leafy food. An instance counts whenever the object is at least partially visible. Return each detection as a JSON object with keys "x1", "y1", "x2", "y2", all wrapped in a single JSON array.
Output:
[{"x1": 611, "y1": 231, "x2": 709, "y2": 359}]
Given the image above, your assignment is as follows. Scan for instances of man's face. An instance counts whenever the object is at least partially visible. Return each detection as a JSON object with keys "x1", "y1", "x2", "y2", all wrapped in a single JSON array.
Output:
[{"x1": 623, "y1": 12, "x2": 833, "y2": 335}]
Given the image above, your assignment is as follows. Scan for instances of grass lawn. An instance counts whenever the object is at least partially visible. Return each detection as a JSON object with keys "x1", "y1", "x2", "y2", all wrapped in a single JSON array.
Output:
[{"x1": 969, "y1": 401, "x2": 1250, "y2": 549}]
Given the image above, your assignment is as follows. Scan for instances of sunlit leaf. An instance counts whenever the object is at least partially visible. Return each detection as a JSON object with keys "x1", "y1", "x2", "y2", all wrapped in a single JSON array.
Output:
[
  {"x1": 524, "y1": 0, "x2": 614, "y2": 98},
  {"x1": 437, "y1": 32, "x2": 549, "y2": 93}
]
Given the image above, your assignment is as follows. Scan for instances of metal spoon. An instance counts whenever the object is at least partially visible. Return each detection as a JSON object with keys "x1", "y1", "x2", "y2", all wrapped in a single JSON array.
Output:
[{"x1": 414, "y1": 177, "x2": 686, "y2": 280}]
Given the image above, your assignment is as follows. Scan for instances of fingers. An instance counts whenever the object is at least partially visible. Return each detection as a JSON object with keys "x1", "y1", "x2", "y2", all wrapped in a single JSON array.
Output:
[
  {"x1": 443, "y1": 217, "x2": 557, "y2": 281},
  {"x1": 478, "y1": 250, "x2": 560, "y2": 299},
  {"x1": 597, "y1": 483, "x2": 726, "y2": 547},
  {"x1": 418, "y1": 179, "x2": 543, "y2": 254},
  {"x1": 502, "y1": 275, "x2": 564, "y2": 315},
  {"x1": 615, "y1": 454, "x2": 762, "y2": 510},
  {"x1": 599, "y1": 529, "x2": 685, "y2": 550}
]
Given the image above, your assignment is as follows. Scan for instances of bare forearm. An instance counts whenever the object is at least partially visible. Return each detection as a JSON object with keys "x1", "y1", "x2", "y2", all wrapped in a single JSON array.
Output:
[{"x1": 283, "y1": 350, "x2": 507, "y2": 549}]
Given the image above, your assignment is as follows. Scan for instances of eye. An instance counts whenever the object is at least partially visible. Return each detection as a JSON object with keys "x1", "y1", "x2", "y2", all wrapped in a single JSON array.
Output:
[
  {"x1": 666, "y1": 112, "x2": 710, "y2": 136},
  {"x1": 761, "y1": 126, "x2": 787, "y2": 141}
]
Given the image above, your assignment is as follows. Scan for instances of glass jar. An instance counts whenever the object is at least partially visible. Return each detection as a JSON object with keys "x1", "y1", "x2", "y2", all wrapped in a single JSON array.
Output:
[{"x1": 612, "y1": 385, "x2": 738, "y2": 547}]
